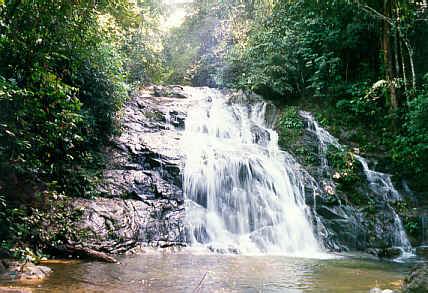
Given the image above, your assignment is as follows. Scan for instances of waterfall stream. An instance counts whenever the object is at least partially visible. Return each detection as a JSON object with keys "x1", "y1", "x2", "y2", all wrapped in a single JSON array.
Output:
[
  {"x1": 300, "y1": 111, "x2": 413, "y2": 256},
  {"x1": 181, "y1": 88, "x2": 323, "y2": 256}
]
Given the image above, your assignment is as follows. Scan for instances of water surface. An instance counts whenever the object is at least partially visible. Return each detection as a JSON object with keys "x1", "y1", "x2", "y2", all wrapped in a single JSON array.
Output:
[{"x1": 13, "y1": 252, "x2": 411, "y2": 293}]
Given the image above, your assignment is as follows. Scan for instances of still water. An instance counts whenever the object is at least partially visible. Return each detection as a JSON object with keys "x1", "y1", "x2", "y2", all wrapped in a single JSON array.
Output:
[{"x1": 11, "y1": 251, "x2": 411, "y2": 293}]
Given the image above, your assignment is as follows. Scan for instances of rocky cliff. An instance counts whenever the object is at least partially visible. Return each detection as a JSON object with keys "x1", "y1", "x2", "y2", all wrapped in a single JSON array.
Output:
[
  {"x1": 72, "y1": 86, "x2": 419, "y2": 257},
  {"x1": 72, "y1": 85, "x2": 192, "y2": 252}
]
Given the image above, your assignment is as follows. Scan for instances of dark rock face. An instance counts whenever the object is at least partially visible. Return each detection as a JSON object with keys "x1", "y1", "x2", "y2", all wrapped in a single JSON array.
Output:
[
  {"x1": 72, "y1": 198, "x2": 185, "y2": 253},
  {"x1": 401, "y1": 263, "x2": 428, "y2": 293},
  {"x1": 279, "y1": 111, "x2": 411, "y2": 252},
  {"x1": 73, "y1": 86, "x2": 193, "y2": 252}
]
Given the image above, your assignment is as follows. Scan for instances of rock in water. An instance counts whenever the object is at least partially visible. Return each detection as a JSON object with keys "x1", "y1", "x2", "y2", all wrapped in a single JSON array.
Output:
[
  {"x1": 0, "y1": 261, "x2": 51, "y2": 282},
  {"x1": 401, "y1": 263, "x2": 428, "y2": 293},
  {"x1": 378, "y1": 247, "x2": 403, "y2": 259}
]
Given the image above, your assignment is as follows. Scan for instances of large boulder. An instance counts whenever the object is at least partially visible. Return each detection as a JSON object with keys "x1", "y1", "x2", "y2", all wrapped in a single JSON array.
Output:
[
  {"x1": 401, "y1": 263, "x2": 428, "y2": 293},
  {"x1": 0, "y1": 261, "x2": 51, "y2": 282},
  {"x1": 72, "y1": 197, "x2": 185, "y2": 253}
]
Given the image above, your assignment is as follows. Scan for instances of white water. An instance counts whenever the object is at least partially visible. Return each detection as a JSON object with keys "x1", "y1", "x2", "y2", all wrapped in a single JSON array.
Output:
[
  {"x1": 300, "y1": 111, "x2": 413, "y2": 256},
  {"x1": 181, "y1": 88, "x2": 323, "y2": 257}
]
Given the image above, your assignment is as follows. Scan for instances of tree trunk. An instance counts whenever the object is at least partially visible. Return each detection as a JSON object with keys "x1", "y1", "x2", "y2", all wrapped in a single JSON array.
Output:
[
  {"x1": 383, "y1": 21, "x2": 398, "y2": 112},
  {"x1": 55, "y1": 244, "x2": 118, "y2": 263},
  {"x1": 400, "y1": 38, "x2": 410, "y2": 105},
  {"x1": 406, "y1": 39, "x2": 417, "y2": 92},
  {"x1": 383, "y1": 0, "x2": 398, "y2": 130},
  {"x1": 393, "y1": 31, "x2": 400, "y2": 77}
]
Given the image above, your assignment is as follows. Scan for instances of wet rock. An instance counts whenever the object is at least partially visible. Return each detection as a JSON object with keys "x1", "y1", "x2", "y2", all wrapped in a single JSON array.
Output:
[
  {"x1": 77, "y1": 85, "x2": 413, "y2": 255},
  {"x1": 54, "y1": 245, "x2": 118, "y2": 263},
  {"x1": 82, "y1": 86, "x2": 194, "y2": 253},
  {"x1": 415, "y1": 246, "x2": 428, "y2": 258},
  {"x1": 251, "y1": 125, "x2": 270, "y2": 145},
  {"x1": 366, "y1": 248, "x2": 381, "y2": 256},
  {"x1": 316, "y1": 206, "x2": 346, "y2": 220},
  {"x1": 227, "y1": 89, "x2": 262, "y2": 105},
  {"x1": 378, "y1": 247, "x2": 402, "y2": 259},
  {"x1": 0, "y1": 261, "x2": 51, "y2": 282},
  {"x1": 153, "y1": 85, "x2": 188, "y2": 99},
  {"x1": 287, "y1": 111, "x2": 415, "y2": 253},
  {"x1": 72, "y1": 198, "x2": 185, "y2": 253},
  {"x1": 208, "y1": 245, "x2": 240, "y2": 254},
  {"x1": 401, "y1": 263, "x2": 428, "y2": 293}
]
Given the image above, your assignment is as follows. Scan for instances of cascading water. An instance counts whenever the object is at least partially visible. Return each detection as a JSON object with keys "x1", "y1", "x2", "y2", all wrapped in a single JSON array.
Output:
[
  {"x1": 300, "y1": 111, "x2": 413, "y2": 256},
  {"x1": 357, "y1": 157, "x2": 413, "y2": 255},
  {"x1": 181, "y1": 88, "x2": 323, "y2": 256}
]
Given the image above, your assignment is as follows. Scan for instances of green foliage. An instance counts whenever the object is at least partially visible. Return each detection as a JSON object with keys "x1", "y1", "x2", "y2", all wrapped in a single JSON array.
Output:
[
  {"x1": 336, "y1": 81, "x2": 384, "y2": 121},
  {"x1": 162, "y1": 23, "x2": 200, "y2": 85},
  {"x1": 0, "y1": 0, "x2": 167, "y2": 258},
  {"x1": 0, "y1": 188, "x2": 86, "y2": 260},
  {"x1": 365, "y1": 199, "x2": 376, "y2": 215},
  {"x1": 393, "y1": 75, "x2": 428, "y2": 177},
  {"x1": 277, "y1": 106, "x2": 303, "y2": 146},
  {"x1": 0, "y1": 1, "x2": 133, "y2": 197},
  {"x1": 218, "y1": 0, "x2": 372, "y2": 99},
  {"x1": 278, "y1": 107, "x2": 304, "y2": 129},
  {"x1": 403, "y1": 217, "x2": 419, "y2": 236},
  {"x1": 122, "y1": 2, "x2": 165, "y2": 84},
  {"x1": 389, "y1": 200, "x2": 420, "y2": 237},
  {"x1": 124, "y1": 29, "x2": 165, "y2": 84},
  {"x1": 326, "y1": 145, "x2": 360, "y2": 188},
  {"x1": 162, "y1": 0, "x2": 271, "y2": 86}
]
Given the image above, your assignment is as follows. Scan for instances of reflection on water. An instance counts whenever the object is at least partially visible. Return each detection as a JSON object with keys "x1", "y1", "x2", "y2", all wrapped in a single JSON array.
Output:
[{"x1": 5, "y1": 251, "x2": 410, "y2": 293}]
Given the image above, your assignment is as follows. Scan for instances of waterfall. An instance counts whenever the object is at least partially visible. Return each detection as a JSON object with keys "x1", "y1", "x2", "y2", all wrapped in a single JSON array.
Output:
[
  {"x1": 300, "y1": 111, "x2": 413, "y2": 255},
  {"x1": 181, "y1": 88, "x2": 323, "y2": 256}
]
